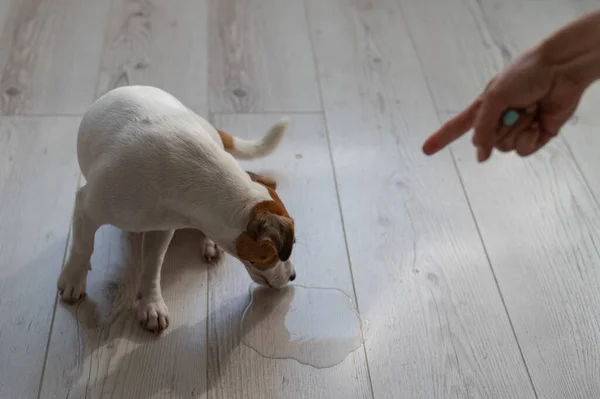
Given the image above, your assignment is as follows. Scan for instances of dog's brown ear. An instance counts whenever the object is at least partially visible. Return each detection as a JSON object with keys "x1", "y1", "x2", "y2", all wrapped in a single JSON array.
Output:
[
  {"x1": 247, "y1": 171, "x2": 277, "y2": 190},
  {"x1": 235, "y1": 231, "x2": 278, "y2": 270},
  {"x1": 246, "y1": 213, "x2": 294, "y2": 263},
  {"x1": 276, "y1": 219, "x2": 294, "y2": 261}
]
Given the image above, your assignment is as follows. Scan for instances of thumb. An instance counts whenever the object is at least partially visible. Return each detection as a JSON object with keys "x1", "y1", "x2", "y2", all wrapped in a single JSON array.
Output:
[{"x1": 472, "y1": 93, "x2": 506, "y2": 159}]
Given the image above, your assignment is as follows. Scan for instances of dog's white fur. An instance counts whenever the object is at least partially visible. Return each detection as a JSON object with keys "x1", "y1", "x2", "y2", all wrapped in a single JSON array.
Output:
[{"x1": 57, "y1": 85, "x2": 295, "y2": 333}]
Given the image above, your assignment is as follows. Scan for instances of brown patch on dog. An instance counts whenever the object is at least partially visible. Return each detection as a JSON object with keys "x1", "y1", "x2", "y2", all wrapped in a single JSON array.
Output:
[
  {"x1": 247, "y1": 171, "x2": 277, "y2": 190},
  {"x1": 217, "y1": 130, "x2": 234, "y2": 150},
  {"x1": 234, "y1": 177, "x2": 295, "y2": 269}
]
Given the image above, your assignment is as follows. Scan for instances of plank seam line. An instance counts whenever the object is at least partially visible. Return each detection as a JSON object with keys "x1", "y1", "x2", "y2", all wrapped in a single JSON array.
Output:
[
  {"x1": 395, "y1": 1, "x2": 539, "y2": 396},
  {"x1": 301, "y1": 1, "x2": 375, "y2": 397}
]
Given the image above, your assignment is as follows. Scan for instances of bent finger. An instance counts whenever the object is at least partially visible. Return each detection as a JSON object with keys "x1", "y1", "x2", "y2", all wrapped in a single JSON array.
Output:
[
  {"x1": 476, "y1": 146, "x2": 493, "y2": 163},
  {"x1": 534, "y1": 130, "x2": 554, "y2": 152},
  {"x1": 496, "y1": 131, "x2": 519, "y2": 152},
  {"x1": 472, "y1": 92, "x2": 508, "y2": 149},
  {"x1": 497, "y1": 115, "x2": 539, "y2": 152},
  {"x1": 516, "y1": 129, "x2": 541, "y2": 156},
  {"x1": 497, "y1": 104, "x2": 538, "y2": 140}
]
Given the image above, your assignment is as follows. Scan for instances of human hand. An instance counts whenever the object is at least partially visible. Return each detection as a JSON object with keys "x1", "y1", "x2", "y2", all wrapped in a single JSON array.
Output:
[{"x1": 422, "y1": 47, "x2": 589, "y2": 162}]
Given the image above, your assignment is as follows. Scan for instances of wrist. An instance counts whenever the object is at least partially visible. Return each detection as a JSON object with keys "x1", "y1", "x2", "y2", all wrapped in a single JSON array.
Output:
[{"x1": 537, "y1": 10, "x2": 600, "y2": 86}]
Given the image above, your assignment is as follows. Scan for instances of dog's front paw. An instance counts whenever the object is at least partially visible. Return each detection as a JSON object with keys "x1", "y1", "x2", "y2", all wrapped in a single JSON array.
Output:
[
  {"x1": 137, "y1": 296, "x2": 169, "y2": 335},
  {"x1": 57, "y1": 269, "x2": 87, "y2": 304},
  {"x1": 202, "y1": 239, "x2": 223, "y2": 264}
]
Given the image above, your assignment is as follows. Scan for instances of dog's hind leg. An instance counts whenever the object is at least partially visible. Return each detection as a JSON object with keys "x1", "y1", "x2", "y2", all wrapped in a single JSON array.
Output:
[
  {"x1": 137, "y1": 229, "x2": 174, "y2": 334},
  {"x1": 58, "y1": 186, "x2": 100, "y2": 303}
]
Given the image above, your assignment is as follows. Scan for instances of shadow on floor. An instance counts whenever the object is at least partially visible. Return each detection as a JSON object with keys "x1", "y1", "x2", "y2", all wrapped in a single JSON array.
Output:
[{"x1": 52, "y1": 228, "x2": 271, "y2": 398}]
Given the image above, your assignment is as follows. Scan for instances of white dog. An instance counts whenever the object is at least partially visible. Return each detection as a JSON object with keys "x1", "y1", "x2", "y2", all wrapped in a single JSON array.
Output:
[{"x1": 57, "y1": 85, "x2": 296, "y2": 333}]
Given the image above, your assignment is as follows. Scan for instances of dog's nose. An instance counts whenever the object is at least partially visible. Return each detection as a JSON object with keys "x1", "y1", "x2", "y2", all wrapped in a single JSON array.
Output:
[{"x1": 289, "y1": 272, "x2": 296, "y2": 282}]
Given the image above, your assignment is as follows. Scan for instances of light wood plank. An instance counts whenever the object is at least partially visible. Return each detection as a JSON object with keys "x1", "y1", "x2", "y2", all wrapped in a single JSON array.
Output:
[
  {"x1": 0, "y1": 0, "x2": 13, "y2": 63},
  {"x1": 207, "y1": 114, "x2": 372, "y2": 399},
  {"x1": 41, "y1": 2, "x2": 213, "y2": 395},
  {"x1": 452, "y1": 128, "x2": 600, "y2": 399},
  {"x1": 0, "y1": 117, "x2": 80, "y2": 398},
  {"x1": 401, "y1": 0, "x2": 600, "y2": 396},
  {"x1": 0, "y1": 0, "x2": 111, "y2": 115},
  {"x1": 208, "y1": 0, "x2": 321, "y2": 113},
  {"x1": 305, "y1": 1, "x2": 535, "y2": 398},
  {"x1": 96, "y1": 0, "x2": 208, "y2": 113},
  {"x1": 41, "y1": 228, "x2": 209, "y2": 398}
]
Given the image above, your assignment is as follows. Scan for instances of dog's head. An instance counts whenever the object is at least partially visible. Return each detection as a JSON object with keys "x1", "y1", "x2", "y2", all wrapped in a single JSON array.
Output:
[{"x1": 235, "y1": 172, "x2": 296, "y2": 288}]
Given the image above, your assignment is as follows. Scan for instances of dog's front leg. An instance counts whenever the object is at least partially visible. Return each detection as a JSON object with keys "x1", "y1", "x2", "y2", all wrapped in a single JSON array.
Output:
[
  {"x1": 137, "y1": 229, "x2": 174, "y2": 334},
  {"x1": 199, "y1": 231, "x2": 224, "y2": 264}
]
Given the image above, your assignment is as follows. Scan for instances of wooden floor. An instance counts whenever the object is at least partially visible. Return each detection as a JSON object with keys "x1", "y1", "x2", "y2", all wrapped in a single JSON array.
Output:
[{"x1": 2, "y1": 0, "x2": 600, "y2": 398}]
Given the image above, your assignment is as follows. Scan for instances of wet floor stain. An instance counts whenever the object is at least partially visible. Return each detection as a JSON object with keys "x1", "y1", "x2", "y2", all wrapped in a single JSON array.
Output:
[{"x1": 240, "y1": 284, "x2": 367, "y2": 368}]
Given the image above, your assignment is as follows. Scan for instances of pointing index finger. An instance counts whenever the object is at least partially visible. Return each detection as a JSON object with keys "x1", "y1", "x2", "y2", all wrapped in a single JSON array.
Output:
[{"x1": 422, "y1": 100, "x2": 480, "y2": 156}]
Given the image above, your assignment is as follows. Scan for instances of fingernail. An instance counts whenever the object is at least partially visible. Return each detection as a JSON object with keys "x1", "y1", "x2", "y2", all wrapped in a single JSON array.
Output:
[
  {"x1": 477, "y1": 147, "x2": 486, "y2": 162},
  {"x1": 477, "y1": 146, "x2": 492, "y2": 163}
]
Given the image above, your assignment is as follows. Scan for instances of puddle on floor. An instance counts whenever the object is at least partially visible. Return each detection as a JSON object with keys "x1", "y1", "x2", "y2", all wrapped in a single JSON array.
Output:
[{"x1": 240, "y1": 283, "x2": 368, "y2": 368}]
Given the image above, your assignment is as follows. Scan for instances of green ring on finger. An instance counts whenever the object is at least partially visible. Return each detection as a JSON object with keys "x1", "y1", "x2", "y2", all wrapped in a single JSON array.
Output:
[{"x1": 502, "y1": 109, "x2": 520, "y2": 126}]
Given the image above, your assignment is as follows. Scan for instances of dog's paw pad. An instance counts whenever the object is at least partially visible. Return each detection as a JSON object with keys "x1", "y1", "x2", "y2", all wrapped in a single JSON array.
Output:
[
  {"x1": 202, "y1": 239, "x2": 223, "y2": 264},
  {"x1": 137, "y1": 297, "x2": 170, "y2": 334}
]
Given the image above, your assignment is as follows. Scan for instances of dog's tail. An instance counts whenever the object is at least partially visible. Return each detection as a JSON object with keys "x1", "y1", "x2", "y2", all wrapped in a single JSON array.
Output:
[{"x1": 217, "y1": 118, "x2": 288, "y2": 160}]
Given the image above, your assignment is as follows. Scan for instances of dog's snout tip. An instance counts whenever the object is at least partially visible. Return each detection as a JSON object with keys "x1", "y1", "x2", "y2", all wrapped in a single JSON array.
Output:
[{"x1": 289, "y1": 272, "x2": 296, "y2": 282}]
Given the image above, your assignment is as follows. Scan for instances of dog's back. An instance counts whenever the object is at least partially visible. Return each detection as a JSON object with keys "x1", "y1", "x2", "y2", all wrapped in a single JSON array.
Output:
[
  {"x1": 75, "y1": 85, "x2": 288, "y2": 233},
  {"x1": 77, "y1": 86, "x2": 218, "y2": 177},
  {"x1": 78, "y1": 85, "x2": 287, "y2": 178}
]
